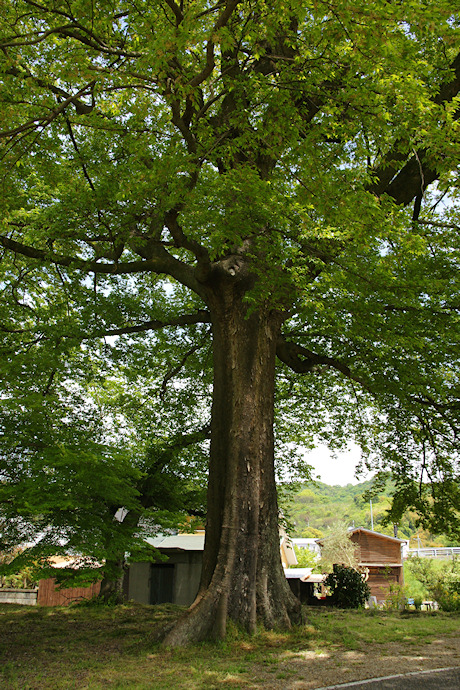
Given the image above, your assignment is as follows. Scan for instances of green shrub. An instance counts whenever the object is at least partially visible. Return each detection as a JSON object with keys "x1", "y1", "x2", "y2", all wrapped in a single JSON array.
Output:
[
  {"x1": 413, "y1": 596, "x2": 423, "y2": 610},
  {"x1": 382, "y1": 582, "x2": 407, "y2": 610},
  {"x1": 437, "y1": 589, "x2": 460, "y2": 611},
  {"x1": 404, "y1": 563, "x2": 430, "y2": 601},
  {"x1": 324, "y1": 564, "x2": 371, "y2": 608},
  {"x1": 436, "y1": 565, "x2": 460, "y2": 611},
  {"x1": 406, "y1": 556, "x2": 460, "y2": 611},
  {"x1": 292, "y1": 545, "x2": 320, "y2": 570}
]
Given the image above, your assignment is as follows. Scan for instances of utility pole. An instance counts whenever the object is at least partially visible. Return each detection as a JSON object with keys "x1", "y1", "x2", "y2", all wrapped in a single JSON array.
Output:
[{"x1": 370, "y1": 500, "x2": 374, "y2": 531}]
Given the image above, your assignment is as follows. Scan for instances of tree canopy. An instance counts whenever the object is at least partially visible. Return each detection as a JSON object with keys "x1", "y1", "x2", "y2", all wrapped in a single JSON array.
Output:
[
  {"x1": 0, "y1": 329, "x2": 210, "y2": 595},
  {"x1": 1, "y1": 0, "x2": 459, "y2": 643}
]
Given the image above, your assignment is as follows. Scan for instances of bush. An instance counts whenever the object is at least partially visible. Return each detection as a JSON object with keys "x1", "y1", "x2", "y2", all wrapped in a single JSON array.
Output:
[
  {"x1": 382, "y1": 582, "x2": 407, "y2": 610},
  {"x1": 406, "y1": 556, "x2": 460, "y2": 611},
  {"x1": 436, "y1": 564, "x2": 460, "y2": 611},
  {"x1": 437, "y1": 589, "x2": 460, "y2": 611},
  {"x1": 404, "y1": 560, "x2": 431, "y2": 601},
  {"x1": 413, "y1": 596, "x2": 423, "y2": 610},
  {"x1": 324, "y1": 564, "x2": 371, "y2": 608},
  {"x1": 0, "y1": 549, "x2": 38, "y2": 589},
  {"x1": 292, "y1": 545, "x2": 320, "y2": 569},
  {"x1": 318, "y1": 521, "x2": 361, "y2": 572}
]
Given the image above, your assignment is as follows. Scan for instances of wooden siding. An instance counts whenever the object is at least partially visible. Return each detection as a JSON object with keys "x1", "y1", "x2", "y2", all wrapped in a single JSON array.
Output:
[
  {"x1": 37, "y1": 578, "x2": 100, "y2": 606},
  {"x1": 351, "y1": 531, "x2": 402, "y2": 565},
  {"x1": 366, "y1": 566, "x2": 403, "y2": 602}
]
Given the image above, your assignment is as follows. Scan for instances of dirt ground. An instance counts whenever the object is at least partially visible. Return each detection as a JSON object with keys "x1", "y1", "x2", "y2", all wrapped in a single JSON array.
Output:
[{"x1": 251, "y1": 635, "x2": 460, "y2": 689}]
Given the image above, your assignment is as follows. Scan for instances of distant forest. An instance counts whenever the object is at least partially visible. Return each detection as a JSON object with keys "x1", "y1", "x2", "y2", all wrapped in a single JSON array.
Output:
[{"x1": 285, "y1": 480, "x2": 454, "y2": 547}]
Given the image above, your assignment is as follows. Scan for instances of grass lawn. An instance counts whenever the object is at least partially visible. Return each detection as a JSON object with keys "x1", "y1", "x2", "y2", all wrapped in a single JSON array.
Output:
[{"x1": 1, "y1": 602, "x2": 459, "y2": 689}]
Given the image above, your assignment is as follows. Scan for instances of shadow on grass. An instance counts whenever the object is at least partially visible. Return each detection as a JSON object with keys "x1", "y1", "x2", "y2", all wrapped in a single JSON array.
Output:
[{"x1": 1, "y1": 603, "x2": 459, "y2": 689}]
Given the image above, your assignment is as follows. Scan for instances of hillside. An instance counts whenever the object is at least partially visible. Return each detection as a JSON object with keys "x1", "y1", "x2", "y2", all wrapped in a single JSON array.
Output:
[{"x1": 285, "y1": 480, "x2": 452, "y2": 547}]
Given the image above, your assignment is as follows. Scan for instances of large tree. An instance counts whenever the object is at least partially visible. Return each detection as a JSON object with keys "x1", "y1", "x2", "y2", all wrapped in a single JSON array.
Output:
[{"x1": 1, "y1": 1, "x2": 459, "y2": 644}]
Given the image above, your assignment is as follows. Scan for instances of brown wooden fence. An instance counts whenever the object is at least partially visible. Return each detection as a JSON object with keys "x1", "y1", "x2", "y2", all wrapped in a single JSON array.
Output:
[{"x1": 37, "y1": 578, "x2": 101, "y2": 606}]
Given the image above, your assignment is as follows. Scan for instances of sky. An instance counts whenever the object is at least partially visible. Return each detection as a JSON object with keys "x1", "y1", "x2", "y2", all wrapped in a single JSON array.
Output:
[{"x1": 303, "y1": 444, "x2": 374, "y2": 486}]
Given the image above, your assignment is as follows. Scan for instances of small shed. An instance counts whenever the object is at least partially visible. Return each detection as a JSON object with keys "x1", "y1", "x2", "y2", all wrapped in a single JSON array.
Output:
[
  {"x1": 348, "y1": 528, "x2": 405, "y2": 602},
  {"x1": 127, "y1": 529, "x2": 301, "y2": 607},
  {"x1": 128, "y1": 533, "x2": 204, "y2": 607},
  {"x1": 284, "y1": 568, "x2": 326, "y2": 604}
]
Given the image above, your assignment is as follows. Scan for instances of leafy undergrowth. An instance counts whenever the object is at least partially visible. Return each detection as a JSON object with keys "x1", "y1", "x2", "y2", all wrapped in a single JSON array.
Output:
[{"x1": 1, "y1": 603, "x2": 459, "y2": 689}]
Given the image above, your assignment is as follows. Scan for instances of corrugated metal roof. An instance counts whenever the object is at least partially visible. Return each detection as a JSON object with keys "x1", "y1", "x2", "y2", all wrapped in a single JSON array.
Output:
[
  {"x1": 145, "y1": 534, "x2": 205, "y2": 551},
  {"x1": 284, "y1": 568, "x2": 312, "y2": 579},
  {"x1": 284, "y1": 568, "x2": 325, "y2": 583}
]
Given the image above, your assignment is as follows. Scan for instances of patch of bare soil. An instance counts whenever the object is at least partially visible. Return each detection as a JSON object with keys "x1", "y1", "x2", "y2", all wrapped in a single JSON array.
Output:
[{"x1": 245, "y1": 635, "x2": 460, "y2": 689}]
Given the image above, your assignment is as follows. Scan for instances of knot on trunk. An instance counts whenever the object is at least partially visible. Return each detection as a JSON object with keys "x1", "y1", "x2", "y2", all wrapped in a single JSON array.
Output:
[{"x1": 220, "y1": 255, "x2": 245, "y2": 277}]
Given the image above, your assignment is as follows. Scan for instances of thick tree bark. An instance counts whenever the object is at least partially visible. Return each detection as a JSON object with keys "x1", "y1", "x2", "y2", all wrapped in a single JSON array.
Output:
[
  {"x1": 98, "y1": 557, "x2": 126, "y2": 604},
  {"x1": 163, "y1": 268, "x2": 301, "y2": 646}
]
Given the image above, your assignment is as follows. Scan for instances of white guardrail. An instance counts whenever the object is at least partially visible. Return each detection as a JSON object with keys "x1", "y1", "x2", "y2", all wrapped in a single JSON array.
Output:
[{"x1": 408, "y1": 547, "x2": 460, "y2": 559}]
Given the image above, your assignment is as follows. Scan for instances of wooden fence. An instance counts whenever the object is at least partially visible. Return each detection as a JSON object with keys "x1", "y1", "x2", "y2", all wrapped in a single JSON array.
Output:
[{"x1": 37, "y1": 578, "x2": 101, "y2": 606}]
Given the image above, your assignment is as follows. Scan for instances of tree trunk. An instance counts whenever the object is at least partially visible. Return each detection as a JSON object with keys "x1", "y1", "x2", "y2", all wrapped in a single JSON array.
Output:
[
  {"x1": 163, "y1": 270, "x2": 301, "y2": 646},
  {"x1": 98, "y1": 558, "x2": 126, "y2": 604}
]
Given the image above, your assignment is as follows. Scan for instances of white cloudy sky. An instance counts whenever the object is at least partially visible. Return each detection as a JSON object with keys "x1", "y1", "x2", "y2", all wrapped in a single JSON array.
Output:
[{"x1": 303, "y1": 444, "x2": 374, "y2": 486}]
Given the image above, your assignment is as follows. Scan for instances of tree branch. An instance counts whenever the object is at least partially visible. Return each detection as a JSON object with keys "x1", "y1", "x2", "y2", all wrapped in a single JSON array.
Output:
[
  {"x1": 4, "y1": 61, "x2": 96, "y2": 114},
  {"x1": 276, "y1": 336, "x2": 372, "y2": 392},
  {"x1": 161, "y1": 333, "x2": 211, "y2": 399},
  {"x1": 0, "y1": 234, "x2": 206, "y2": 298},
  {"x1": 188, "y1": 0, "x2": 241, "y2": 88},
  {"x1": 369, "y1": 51, "x2": 460, "y2": 205},
  {"x1": 94, "y1": 311, "x2": 211, "y2": 338},
  {"x1": 1, "y1": 20, "x2": 142, "y2": 58},
  {"x1": 0, "y1": 312, "x2": 212, "y2": 355},
  {"x1": 165, "y1": 209, "x2": 210, "y2": 266},
  {"x1": 163, "y1": 0, "x2": 184, "y2": 26},
  {"x1": 416, "y1": 219, "x2": 460, "y2": 230},
  {"x1": 0, "y1": 81, "x2": 96, "y2": 141}
]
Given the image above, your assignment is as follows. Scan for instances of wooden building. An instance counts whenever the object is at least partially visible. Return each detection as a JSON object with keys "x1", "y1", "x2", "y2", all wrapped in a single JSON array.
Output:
[{"x1": 349, "y1": 528, "x2": 405, "y2": 602}]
